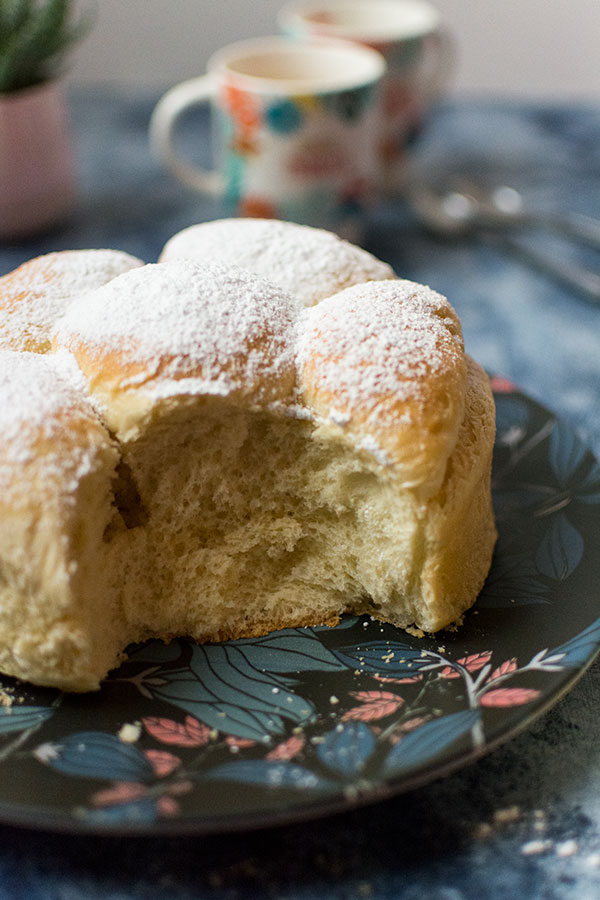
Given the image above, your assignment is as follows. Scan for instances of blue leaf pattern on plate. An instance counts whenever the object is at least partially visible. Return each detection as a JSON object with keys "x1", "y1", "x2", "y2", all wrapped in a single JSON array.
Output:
[
  {"x1": 35, "y1": 732, "x2": 155, "y2": 781},
  {"x1": 145, "y1": 643, "x2": 318, "y2": 741},
  {"x1": 546, "y1": 618, "x2": 600, "y2": 669},
  {"x1": 227, "y1": 629, "x2": 348, "y2": 675},
  {"x1": 316, "y1": 722, "x2": 376, "y2": 778},
  {"x1": 549, "y1": 419, "x2": 588, "y2": 484},
  {"x1": 83, "y1": 798, "x2": 161, "y2": 826},
  {"x1": 145, "y1": 669, "x2": 294, "y2": 742},
  {"x1": 535, "y1": 511, "x2": 584, "y2": 580},
  {"x1": 0, "y1": 706, "x2": 54, "y2": 735},
  {"x1": 135, "y1": 628, "x2": 352, "y2": 740},
  {"x1": 478, "y1": 548, "x2": 550, "y2": 607},
  {"x1": 204, "y1": 760, "x2": 334, "y2": 790},
  {"x1": 381, "y1": 710, "x2": 481, "y2": 777},
  {"x1": 332, "y1": 641, "x2": 430, "y2": 676},
  {"x1": 575, "y1": 460, "x2": 600, "y2": 504}
]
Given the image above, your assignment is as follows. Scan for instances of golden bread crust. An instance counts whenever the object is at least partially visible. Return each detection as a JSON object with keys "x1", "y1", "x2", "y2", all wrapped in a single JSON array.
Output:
[
  {"x1": 0, "y1": 351, "x2": 122, "y2": 690},
  {"x1": 297, "y1": 279, "x2": 466, "y2": 496},
  {"x1": 419, "y1": 356, "x2": 497, "y2": 630},
  {"x1": 53, "y1": 260, "x2": 300, "y2": 435}
]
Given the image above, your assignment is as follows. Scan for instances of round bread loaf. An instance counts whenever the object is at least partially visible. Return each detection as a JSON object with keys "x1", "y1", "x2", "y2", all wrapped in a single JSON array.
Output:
[
  {"x1": 159, "y1": 218, "x2": 395, "y2": 306},
  {"x1": 0, "y1": 224, "x2": 496, "y2": 691}
]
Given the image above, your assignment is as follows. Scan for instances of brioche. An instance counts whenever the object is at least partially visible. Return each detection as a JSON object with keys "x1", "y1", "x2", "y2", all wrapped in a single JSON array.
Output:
[
  {"x1": 0, "y1": 222, "x2": 496, "y2": 691},
  {"x1": 159, "y1": 217, "x2": 395, "y2": 306}
]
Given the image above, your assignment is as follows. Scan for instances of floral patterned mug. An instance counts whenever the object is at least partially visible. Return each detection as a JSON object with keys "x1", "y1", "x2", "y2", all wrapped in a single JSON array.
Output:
[
  {"x1": 149, "y1": 36, "x2": 385, "y2": 240},
  {"x1": 278, "y1": 0, "x2": 452, "y2": 191}
]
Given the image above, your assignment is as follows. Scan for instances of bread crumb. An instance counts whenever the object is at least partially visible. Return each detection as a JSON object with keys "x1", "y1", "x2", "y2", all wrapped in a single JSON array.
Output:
[
  {"x1": 556, "y1": 840, "x2": 578, "y2": 858},
  {"x1": 405, "y1": 626, "x2": 425, "y2": 638},
  {"x1": 494, "y1": 806, "x2": 521, "y2": 825},
  {"x1": 0, "y1": 689, "x2": 14, "y2": 708},
  {"x1": 473, "y1": 822, "x2": 494, "y2": 840},
  {"x1": 521, "y1": 839, "x2": 552, "y2": 856},
  {"x1": 118, "y1": 722, "x2": 141, "y2": 743}
]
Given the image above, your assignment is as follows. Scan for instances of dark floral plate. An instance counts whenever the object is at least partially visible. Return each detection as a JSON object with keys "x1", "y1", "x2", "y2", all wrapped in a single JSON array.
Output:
[{"x1": 1, "y1": 379, "x2": 599, "y2": 834}]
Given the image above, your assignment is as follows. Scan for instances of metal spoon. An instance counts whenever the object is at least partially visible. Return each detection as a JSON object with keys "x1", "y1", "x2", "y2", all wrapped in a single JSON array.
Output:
[
  {"x1": 454, "y1": 182, "x2": 600, "y2": 249},
  {"x1": 408, "y1": 182, "x2": 600, "y2": 304},
  {"x1": 409, "y1": 182, "x2": 600, "y2": 245}
]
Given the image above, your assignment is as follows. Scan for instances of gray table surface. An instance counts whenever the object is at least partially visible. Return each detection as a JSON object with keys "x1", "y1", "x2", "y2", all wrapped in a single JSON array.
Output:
[{"x1": 0, "y1": 88, "x2": 599, "y2": 899}]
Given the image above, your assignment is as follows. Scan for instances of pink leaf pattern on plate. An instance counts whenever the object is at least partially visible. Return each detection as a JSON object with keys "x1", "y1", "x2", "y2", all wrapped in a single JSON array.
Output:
[
  {"x1": 373, "y1": 674, "x2": 423, "y2": 684},
  {"x1": 142, "y1": 716, "x2": 212, "y2": 747},
  {"x1": 389, "y1": 716, "x2": 430, "y2": 745},
  {"x1": 143, "y1": 749, "x2": 182, "y2": 777},
  {"x1": 342, "y1": 690, "x2": 404, "y2": 722},
  {"x1": 480, "y1": 688, "x2": 541, "y2": 707},
  {"x1": 266, "y1": 735, "x2": 305, "y2": 761},
  {"x1": 91, "y1": 781, "x2": 147, "y2": 808},
  {"x1": 440, "y1": 651, "x2": 493, "y2": 678},
  {"x1": 398, "y1": 716, "x2": 430, "y2": 733},
  {"x1": 156, "y1": 796, "x2": 180, "y2": 818},
  {"x1": 491, "y1": 659, "x2": 519, "y2": 679}
]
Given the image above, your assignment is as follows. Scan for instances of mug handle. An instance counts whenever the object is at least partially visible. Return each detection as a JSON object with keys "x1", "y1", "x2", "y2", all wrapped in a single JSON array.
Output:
[{"x1": 149, "y1": 76, "x2": 223, "y2": 195}]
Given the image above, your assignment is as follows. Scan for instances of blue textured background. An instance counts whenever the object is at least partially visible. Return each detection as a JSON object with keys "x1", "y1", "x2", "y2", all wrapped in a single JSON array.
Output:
[{"x1": 1, "y1": 89, "x2": 599, "y2": 899}]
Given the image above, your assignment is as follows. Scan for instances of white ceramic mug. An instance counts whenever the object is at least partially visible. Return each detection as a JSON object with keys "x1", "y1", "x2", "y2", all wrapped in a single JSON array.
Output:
[
  {"x1": 278, "y1": 0, "x2": 452, "y2": 191},
  {"x1": 150, "y1": 36, "x2": 386, "y2": 239}
]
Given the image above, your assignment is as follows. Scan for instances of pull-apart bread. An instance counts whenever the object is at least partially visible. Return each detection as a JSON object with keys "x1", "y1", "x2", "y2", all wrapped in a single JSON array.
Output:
[{"x1": 0, "y1": 220, "x2": 497, "y2": 692}]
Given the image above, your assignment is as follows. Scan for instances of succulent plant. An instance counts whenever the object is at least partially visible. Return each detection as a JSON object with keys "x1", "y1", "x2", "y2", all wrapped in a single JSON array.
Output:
[{"x1": 0, "y1": 0, "x2": 92, "y2": 93}]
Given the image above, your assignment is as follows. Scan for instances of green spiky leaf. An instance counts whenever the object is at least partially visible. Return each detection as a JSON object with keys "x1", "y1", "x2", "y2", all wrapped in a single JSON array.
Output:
[{"x1": 0, "y1": 0, "x2": 93, "y2": 92}]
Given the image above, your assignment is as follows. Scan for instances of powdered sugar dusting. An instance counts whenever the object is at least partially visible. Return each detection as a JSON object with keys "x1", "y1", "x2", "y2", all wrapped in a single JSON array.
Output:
[
  {"x1": 159, "y1": 218, "x2": 395, "y2": 307},
  {"x1": 0, "y1": 351, "x2": 105, "y2": 501},
  {"x1": 55, "y1": 260, "x2": 299, "y2": 400},
  {"x1": 359, "y1": 435, "x2": 393, "y2": 466},
  {"x1": 298, "y1": 279, "x2": 464, "y2": 428},
  {"x1": 0, "y1": 249, "x2": 143, "y2": 352}
]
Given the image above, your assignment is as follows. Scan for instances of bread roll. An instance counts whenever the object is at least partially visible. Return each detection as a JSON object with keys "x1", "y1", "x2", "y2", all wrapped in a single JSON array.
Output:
[
  {"x1": 0, "y1": 351, "x2": 123, "y2": 690},
  {"x1": 0, "y1": 228, "x2": 496, "y2": 692},
  {"x1": 0, "y1": 249, "x2": 142, "y2": 353},
  {"x1": 159, "y1": 218, "x2": 395, "y2": 306}
]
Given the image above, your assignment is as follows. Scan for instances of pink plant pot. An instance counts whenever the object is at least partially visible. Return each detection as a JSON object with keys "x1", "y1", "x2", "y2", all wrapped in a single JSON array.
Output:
[{"x1": 0, "y1": 80, "x2": 76, "y2": 240}]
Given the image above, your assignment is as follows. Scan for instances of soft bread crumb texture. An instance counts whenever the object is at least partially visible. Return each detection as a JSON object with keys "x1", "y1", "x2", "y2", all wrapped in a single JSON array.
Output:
[{"x1": 0, "y1": 222, "x2": 496, "y2": 691}]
